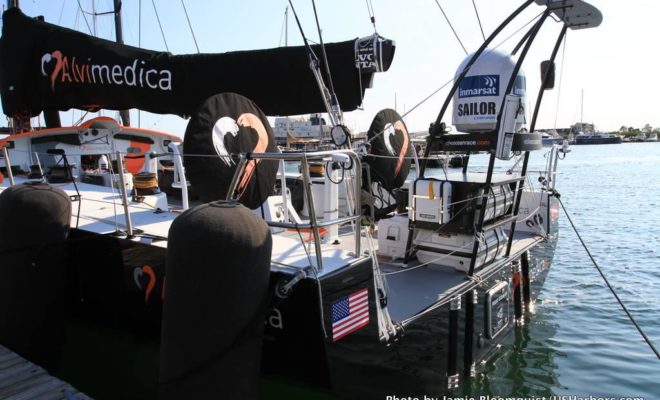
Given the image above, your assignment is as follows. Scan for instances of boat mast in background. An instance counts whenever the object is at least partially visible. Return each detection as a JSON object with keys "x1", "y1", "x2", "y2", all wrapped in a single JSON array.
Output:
[{"x1": 580, "y1": 88, "x2": 584, "y2": 131}]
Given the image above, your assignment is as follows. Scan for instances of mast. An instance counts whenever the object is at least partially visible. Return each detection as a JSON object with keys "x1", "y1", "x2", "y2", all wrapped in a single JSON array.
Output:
[
  {"x1": 113, "y1": 0, "x2": 131, "y2": 126},
  {"x1": 580, "y1": 88, "x2": 584, "y2": 131}
]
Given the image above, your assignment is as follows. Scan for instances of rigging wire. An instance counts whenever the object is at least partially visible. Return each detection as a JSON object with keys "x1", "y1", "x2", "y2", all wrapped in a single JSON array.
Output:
[
  {"x1": 367, "y1": 10, "x2": 544, "y2": 147},
  {"x1": 138, "y1": 0, "x2": 142, "y2": 48},
  {"x1": 58, "y1": 0, "x2": 67, "y2": 25},
  {"x1": 311, "y1": 0, "x2": 336, "y2": 96},
  {"x1": 151, "y1": 0, "x2": 169, "y2": 52},
  {"x1": 471, "y1": 0, "x2": 486, "y2": 41},
  {"x1": 365, "y1": 0, "x2": 377, "y2": 33},
  {"x1": 558, "y1": 196, "x2": 660, "y2": 359},
  {"x1": 554, "y1": 32, "x2": 567, "y2": 130},
  {"x1": 287, "y1": 1, "x2": 314, "y2": 59},
  {"x1": 180, "y1": 0, "x2": 200, "y2": 53},
  {"x1": 76, "y1": 0, "x2": 93, "y2": 35},
  {"x1": 433, "y1": 0, "x2": 468, "y2": 55},
  {"x1": 278, "y1": 6, "x2": 287, "y2": 46}
]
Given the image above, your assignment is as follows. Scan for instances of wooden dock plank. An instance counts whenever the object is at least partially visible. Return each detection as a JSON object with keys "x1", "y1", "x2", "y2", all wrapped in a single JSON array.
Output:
[{"x1": 0, "y1": 346, "x2": 91, "y2": 400}]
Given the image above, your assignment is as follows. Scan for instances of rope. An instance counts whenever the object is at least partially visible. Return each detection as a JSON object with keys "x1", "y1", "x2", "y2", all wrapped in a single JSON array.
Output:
[
  {"x1": 133, "y1": 173, "x2": 158, "y2": 189},
  {"x1": 558, "y1": 196, "x2": 660, "y2": 359},
  {"x1": 180, "y1": 0, "x2": 200, "y2": 53},
  {"x1": 471, "y1": 0, "x2": 486, "y2": 41},
  {"x1": 433, "y1": 0, "x2": 468, "y2": 55},
  {"x1": 151, "y1": 0, "x2": 169, "y2": 52}
]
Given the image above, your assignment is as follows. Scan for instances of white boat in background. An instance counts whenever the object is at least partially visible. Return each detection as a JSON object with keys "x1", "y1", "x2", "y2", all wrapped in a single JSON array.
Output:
[
  {"x1": 272, "y1": 114, "x2": 330, "y2": 148},
  {"x1": 646, "y1": 132, "x2": 658, "y2": 142},
  {"x1": 540, "y1": 130, "x2": 564, "y2": 146},
  {"x1": 628, "y1": 132, "x2": 647, "y2": 142}
]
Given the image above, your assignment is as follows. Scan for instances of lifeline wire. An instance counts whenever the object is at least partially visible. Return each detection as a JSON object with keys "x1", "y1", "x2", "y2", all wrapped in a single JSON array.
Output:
[{"x1": 558, "y1": 196, "x2": 660, "y2": 359}]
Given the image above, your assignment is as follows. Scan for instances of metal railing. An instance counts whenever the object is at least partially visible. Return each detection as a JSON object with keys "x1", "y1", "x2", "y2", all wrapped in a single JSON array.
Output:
[
  {"x1": 1, "y1": 146, "x2": 15, "y2": 185},
  {"x1": 226, "y1": 149, "x2": 363, "y2": 271}
]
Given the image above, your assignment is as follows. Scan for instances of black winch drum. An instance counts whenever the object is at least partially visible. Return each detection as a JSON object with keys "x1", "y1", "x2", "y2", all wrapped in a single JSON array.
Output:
[
  {"x1": 183, "y1": 92, "x2": 279, "y2": 209},
  {"x1": 159, "y1": 201, "x2": 272, "y2": 400},
  {"x1": 0, "y1": 182, "x2": 71, "y2": 371}
]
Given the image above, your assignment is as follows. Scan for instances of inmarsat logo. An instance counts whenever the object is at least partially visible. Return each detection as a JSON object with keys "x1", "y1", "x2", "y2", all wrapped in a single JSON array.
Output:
[
  {"x1": 40, "y1": 50, "x2": 173, "y2": 92},
  {"x1": 458, "y1": 74, "x2": 499, "y2": 98},
  {"x1": 483, "y1": 76, "x2": 496, "y2": 88}
]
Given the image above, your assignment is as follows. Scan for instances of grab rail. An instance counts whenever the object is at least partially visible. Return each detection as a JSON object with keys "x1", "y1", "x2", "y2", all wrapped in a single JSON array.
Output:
[{"x1": 226, "y1": 149, "x2": 363, "y2": 270}]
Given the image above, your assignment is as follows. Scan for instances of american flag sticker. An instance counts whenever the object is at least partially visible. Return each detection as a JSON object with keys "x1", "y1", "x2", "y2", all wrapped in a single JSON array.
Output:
[{"x1": 331, "y1": 287, "x2": 369, "y2": 342}]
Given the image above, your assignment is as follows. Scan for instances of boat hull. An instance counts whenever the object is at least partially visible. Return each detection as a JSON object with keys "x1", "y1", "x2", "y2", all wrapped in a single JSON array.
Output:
[
  {"x1": 51, "y1": 221, "x2": 557, "y2": 399},
  {"x1": 573, "y1": 136, "x2": 622, "y2": 145}
]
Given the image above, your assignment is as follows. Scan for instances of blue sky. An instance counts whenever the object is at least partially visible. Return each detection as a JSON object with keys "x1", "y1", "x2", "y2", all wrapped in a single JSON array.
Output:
[{"x1": 1, "y1": 0, "x2": 657, "y2": 135}]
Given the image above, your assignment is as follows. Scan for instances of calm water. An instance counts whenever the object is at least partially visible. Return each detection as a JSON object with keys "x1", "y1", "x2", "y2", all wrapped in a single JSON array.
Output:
[
  {"x1": 460, "y1": 142, "x2": 660, "y2": 398},
  {"x1": 270, "y1": 143, "x2": 660, "y2": 399}
]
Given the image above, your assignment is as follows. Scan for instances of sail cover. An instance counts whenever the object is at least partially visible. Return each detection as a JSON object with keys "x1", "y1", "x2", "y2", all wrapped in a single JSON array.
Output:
[{"x1": 0, "y1": 8, "x2": 394, "y2": 118}]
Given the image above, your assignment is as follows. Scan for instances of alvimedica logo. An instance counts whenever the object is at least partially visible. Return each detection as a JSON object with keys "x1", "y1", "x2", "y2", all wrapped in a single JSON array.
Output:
[{"x1": 41, "y1": 50, "x2": 173, "y2": 92}]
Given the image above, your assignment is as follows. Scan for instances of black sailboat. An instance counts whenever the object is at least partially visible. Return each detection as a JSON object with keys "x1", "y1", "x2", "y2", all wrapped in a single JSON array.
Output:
[{"x1": 0, "y1": 1, "x2": 602, "y2": 399}]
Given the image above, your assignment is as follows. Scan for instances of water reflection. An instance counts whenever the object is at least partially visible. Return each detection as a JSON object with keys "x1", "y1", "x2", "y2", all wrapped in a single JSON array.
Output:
[{"x1": 461, "y1": 306, "x2": 561, "y2": 397}]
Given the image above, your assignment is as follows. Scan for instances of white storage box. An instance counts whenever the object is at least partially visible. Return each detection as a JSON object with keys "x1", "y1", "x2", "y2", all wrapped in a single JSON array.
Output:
[
  {"x1": 377, "y1": 215, "x2": 410, "y2": 260},
  {"x1": 410, "y1": 179, "x2": 452, "y2": 225}
]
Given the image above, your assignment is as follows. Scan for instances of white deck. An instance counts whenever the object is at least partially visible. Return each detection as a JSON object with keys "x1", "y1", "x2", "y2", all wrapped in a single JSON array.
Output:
[
  {"x1": 0, "y1": 178, "x2": 360, "y2": 266},
  {"x1": 1, "y1": 177, "x2": 177, "y2": 248}
]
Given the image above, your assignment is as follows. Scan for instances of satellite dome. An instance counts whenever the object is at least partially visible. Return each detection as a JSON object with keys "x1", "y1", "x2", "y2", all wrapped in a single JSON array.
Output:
[{"x1": 452, "y1": 49, "x2": 526, "y2": 133}]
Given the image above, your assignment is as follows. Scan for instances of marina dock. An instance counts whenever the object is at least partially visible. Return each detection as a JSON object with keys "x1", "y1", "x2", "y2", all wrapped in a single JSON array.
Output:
[{"x1": 0, "y1": 345, "x2": 90, "y2": 400}]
